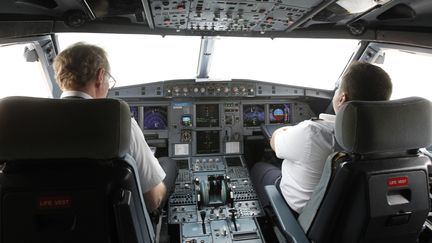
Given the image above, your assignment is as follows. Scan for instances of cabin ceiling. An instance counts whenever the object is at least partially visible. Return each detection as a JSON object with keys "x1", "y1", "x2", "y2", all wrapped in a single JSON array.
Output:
[{"x1": 0, "y1": 0, "x2": 431, "y2": 39}]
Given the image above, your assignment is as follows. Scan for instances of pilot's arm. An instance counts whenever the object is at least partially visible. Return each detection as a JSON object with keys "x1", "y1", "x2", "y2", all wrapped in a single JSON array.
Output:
[
  {"x1": 270, "y1": 124, "x2": 311, "y2": 161},
  {"x1": 144, "y1": 182, "x2": 166, "y2": 211},
  {"x1": 129, "y1": 119, "x2": 167, "y2": 211}
]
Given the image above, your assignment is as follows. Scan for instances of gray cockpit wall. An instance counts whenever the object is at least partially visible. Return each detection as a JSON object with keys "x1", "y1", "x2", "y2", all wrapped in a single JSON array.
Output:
[
  {"x1": 0, "y1": 0, "x2": 432, "y2": 46},
  {"x1": 1, "y1": 0, "x2": 432, "y2": 101}
]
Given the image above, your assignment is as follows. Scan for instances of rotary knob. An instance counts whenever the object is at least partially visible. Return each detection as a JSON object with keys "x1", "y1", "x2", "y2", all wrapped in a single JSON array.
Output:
[
  {"x1": 183, "y1": 87, "x2": 188, "y2": 93},
  {"x1": 194, "y1": 87, "x2": 199, "y2": 93},
  {"x1": 200, "y1": 87, "x2": 206, "y2": 93},
  {"x1": 224, "y1": 87, "x2": 230, "y2": 93}
]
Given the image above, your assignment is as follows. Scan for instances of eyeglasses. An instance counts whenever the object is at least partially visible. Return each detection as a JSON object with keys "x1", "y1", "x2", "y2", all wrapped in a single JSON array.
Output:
[{"x1": 106, "y1": 71, "x2": 117, "y2": 90}]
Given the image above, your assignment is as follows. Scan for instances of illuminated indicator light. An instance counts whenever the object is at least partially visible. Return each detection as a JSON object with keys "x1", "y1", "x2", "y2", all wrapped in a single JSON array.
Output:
[
  {"x1": 266, "y1": 17, "x2": 273, "y2": 23},
  {"x1": 387, "y1": 176, "x2": 409, "y2": 187}
]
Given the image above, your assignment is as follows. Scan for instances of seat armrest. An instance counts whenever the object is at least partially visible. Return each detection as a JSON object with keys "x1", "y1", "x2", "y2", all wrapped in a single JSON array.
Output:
[{"x1": 265, "y1": 185, "x2": 309, "y2": 243}]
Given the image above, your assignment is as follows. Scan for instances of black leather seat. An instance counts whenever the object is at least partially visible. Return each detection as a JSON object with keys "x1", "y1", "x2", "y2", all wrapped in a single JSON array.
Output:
[
  {"x1": 0, "y1": 96, "x2": 154, "y2": 243},
  {"x1": 265, "y1": 97, "x2": 432, "y2": 243}
]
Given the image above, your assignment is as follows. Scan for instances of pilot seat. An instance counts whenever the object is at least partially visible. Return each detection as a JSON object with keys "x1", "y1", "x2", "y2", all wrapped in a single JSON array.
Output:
[
  {"x1": 265, "y1": 97, "x2": 432, "y2": 243},
  {"x1": 0, "y1": 96, "x2": 154, "y2": 243}
]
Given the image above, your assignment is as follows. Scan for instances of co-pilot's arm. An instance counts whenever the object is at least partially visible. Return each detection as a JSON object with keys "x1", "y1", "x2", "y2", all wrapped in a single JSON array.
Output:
[{"x1": 270, "y1": 126, "x2": 290, "y2": 151}]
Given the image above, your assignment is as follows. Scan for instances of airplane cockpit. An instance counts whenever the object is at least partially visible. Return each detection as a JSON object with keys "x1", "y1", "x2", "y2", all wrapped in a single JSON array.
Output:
[
  {"x1": 1, "y1": 0, "x2": 432, "y2": 242},
  {"x1": 108, "y1": 78, "x2": 332, "y2": 242}
]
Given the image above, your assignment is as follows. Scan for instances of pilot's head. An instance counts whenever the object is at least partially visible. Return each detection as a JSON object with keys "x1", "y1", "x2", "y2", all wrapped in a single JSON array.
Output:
[
  {"x1": 332, "y1": 61, "x2": 392, "y2": 113},
  {"x1": 53, "y1": 42, "x2": 112, "y2": 98}
]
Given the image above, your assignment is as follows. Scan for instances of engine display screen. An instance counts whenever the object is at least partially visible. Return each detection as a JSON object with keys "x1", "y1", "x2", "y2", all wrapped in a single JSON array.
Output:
[
  {"x1": 269, "y1": 104, "x2": 291, "y2": 124},
  {"x1": 130, "y1": 106, "x2": 139, "y2": 123},
  {"x1": 196, "y1": 130, "x2": 220, "y2": 154},
  {"x1": 177, "y1": 159, "x2": 189, "y2": 170},
  {"x1": 226, "y1": 157, "x2": 242, "y2": 167},
  {"x1": 243, "y1": 104, "x2": 265, "y2": 127},
  {"x1": 196, "y1": 104, "x2": 219, "y2": 127},
  {"x1": 143, "y1": 106, "x2": 168, "y2": 130}
]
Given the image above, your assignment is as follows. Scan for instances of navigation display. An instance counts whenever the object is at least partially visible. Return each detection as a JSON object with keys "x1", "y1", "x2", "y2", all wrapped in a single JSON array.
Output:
[
  {"x1": 269, "y1": 104, "x2": 291, "y2": 124},
  {"x1": 143, "y1": 106, "x2": 168, "y2": 130},
  {"x1": 243, "y1": 104, "x2": 265, "y2": 127},
  {"x1": 196, "y1": 130, "x2": 220, "y2": 154},
  {"x1": 130, "y1": 106, "x2": 139, "y2": 123},
  {"x1": 196, "y1": 104, "x2": 219, "y2": 127}
]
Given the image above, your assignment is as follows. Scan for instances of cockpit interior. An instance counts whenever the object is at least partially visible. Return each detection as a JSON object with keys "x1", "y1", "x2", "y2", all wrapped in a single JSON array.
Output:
[{"x1": 1, "y1": 0, "x2": 432, "y2": 243}]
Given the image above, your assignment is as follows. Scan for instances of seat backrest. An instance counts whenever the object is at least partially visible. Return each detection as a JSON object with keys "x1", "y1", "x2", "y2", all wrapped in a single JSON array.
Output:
[
  {"x1": 304, "y1": 97, "x2": 432, "y2": 243},
  {"x1": 0, "y1": 96, "x2": 154, "y2": 243}
]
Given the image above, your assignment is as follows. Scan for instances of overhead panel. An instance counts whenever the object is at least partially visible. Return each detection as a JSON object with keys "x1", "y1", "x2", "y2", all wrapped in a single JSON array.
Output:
[{"x1": 150, "y1": 0, "x2": 323, "y2": 32}]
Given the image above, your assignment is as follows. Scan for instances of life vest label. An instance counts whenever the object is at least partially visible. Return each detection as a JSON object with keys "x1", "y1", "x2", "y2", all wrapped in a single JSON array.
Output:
[
  {"x1": 38, "y1": 196, "x2": 72, "y2": 209},
  {"x1": 387, "y1": 176, "x2": 408, "y2": 188}
]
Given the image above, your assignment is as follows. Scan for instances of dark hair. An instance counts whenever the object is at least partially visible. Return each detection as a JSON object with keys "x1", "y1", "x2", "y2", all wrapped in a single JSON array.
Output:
[{"x1": 340, "y1": 62, "x2": 392, "y2": 101}]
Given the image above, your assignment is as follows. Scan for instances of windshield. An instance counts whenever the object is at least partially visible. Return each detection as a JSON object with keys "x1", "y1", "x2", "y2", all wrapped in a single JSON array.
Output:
[{"x1": 57, "y1": 33, "x2": 358, "y2": 90}]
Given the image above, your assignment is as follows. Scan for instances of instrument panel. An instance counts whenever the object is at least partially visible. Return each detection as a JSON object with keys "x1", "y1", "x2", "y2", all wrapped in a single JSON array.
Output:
[
  {"x1": 126, "y1": 100, "x2": 314, "y2": 158},
  {"x1": 110, "y1": 80, "x2": 332, "y2": 242}
]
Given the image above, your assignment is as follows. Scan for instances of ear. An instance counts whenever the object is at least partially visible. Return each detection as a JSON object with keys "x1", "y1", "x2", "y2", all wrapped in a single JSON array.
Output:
[
  {"x1": 339, "y1": 92, "x2": 347, "y2": 102},
  {"x1": 336, "y1": 92, "x2": 348, "y2": 109},
  {"x1": 95, "y1": 68, "x2": 105, "y2": 87}
]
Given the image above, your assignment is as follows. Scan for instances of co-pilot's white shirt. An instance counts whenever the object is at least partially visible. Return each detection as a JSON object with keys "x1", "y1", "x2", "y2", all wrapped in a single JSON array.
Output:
[
  {"x1": 276, "y1": 114, "x2": 335, "y2": 213},
  {"x1": 61, "y1": 91, "x2": 166, "y2": 193}
]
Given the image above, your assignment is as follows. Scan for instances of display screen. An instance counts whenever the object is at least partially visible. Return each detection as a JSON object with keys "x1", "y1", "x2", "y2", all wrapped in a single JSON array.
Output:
[
  {"x1": 181, "y1": 115, "x2": 192, "y2": 127},
  {"x1": 177, "y1": 159, "x2": 189, "y2": 170},
  {"x1": 130, "y1": 106, "x2": 139, "y2": 122},
  {"x1": 269, "y1": 104, "x2": 291, "y2": 124},
  {"x1": 143, "y1": 106, "x2": 168, "y2": 129},
  {"x1": 243, "y1": 104, "x2": 265, "y2": 127},
  {"x1": 226, "y1": 157, "x2": 242, "y2": 167},
  {"x1": 196, "y1": 130, "x2": 220, "y2": 154},
  {"x1": 196, "y1": 104, "x2": 219, "y2": 127}
]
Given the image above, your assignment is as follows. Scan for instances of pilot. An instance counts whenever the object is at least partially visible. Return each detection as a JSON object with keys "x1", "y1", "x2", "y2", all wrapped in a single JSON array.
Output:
[
  {"x1": 251, "y1": 62, "x2": 392, "y2": 216},
  {"x1": 53, "y1": 42, "x2": 178, "y2": 212}
]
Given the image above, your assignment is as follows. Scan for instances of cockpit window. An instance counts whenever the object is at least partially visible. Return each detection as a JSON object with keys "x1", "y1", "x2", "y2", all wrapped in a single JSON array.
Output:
[
  {"x1": 0, "y1": 43, "x2": 51, "y2": 98},
  {"x1": 57, "y1": 33, "x2": 358, "y2": 90},
  {"x1": 210, "y1": 37, "x2": 358, "y2": 90},
  {"x1": 374, "y1": 49, "x2": 432, "y2": 101},
  {"x1": 57, "y1": 33, "x2": 201, "y2": 87}
]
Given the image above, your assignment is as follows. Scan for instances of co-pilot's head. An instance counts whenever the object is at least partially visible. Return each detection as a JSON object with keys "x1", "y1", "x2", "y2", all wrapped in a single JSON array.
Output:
[
  {"x1": 53, "y1": 42, "x2": 115, "y2": 98},
  {"x1": 332, "y1": 61, "x2": 393, "y2": 113}
]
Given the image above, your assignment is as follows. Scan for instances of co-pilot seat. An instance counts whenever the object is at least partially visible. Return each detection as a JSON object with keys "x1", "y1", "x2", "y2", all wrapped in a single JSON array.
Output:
[
  {"x1": 0, "y1": 96, "x2": 154, "y2": 243},
  {"x1": 265, "y1": 97, "x2": 432, "y2": 243}
]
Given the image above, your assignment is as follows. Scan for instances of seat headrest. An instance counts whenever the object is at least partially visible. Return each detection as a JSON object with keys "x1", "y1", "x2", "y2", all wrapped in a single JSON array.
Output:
[
  {"x1": 335, "y1": 97, "x2": 432, "y2": 154},
  {"x1": 0, "y1": 96, "x2": 131, "y2": 160}
]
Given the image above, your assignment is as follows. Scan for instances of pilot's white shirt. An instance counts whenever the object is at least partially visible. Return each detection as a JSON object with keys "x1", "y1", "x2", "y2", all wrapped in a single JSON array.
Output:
[
  {"x1": 61, "y1": 91, "x2": 166, "y2": 193},
  {"x1": 275, "y1": 114, "x2": 335, "y2": 213}
]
